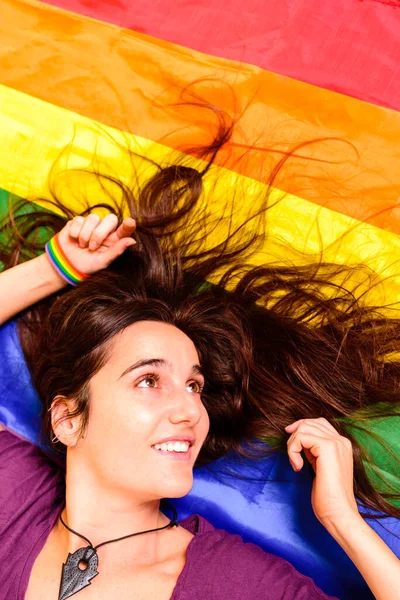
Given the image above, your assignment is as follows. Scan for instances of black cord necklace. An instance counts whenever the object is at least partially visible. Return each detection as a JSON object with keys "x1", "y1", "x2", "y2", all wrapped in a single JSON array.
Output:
[{"x1": 58, "y1": 502, "x2": 178, "y2": 600}]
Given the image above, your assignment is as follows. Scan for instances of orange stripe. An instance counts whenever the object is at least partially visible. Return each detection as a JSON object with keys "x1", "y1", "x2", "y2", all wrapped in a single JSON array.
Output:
[
  {"x1": 41, "y1": 0, "x2": 400, "y2": 112},
  {"x1": 1, "y1": 0, "x2": 400, "y2": 233}
]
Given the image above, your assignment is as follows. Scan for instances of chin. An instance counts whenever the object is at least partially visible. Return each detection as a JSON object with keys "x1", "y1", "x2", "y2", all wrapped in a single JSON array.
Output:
[{"x1": 163, "y1": 477, "x2": 194, "y2": 499}]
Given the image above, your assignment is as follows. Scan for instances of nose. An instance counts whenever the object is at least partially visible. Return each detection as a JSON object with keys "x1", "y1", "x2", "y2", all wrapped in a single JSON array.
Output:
[{"x1": 168, "y1": 390, "x2": 203, "y2": 426}]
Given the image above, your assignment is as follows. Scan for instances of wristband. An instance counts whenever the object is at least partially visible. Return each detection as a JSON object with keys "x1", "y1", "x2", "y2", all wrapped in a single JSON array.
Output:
[{"x1": 45, "y1": 233, "x2": 89, "y2": 286}]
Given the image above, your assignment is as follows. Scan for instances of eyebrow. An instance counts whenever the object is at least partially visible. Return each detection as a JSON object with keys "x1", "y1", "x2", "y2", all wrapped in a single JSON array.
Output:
[{"x1": 118, "y1": 358, "x2": 204, "y2": 380}]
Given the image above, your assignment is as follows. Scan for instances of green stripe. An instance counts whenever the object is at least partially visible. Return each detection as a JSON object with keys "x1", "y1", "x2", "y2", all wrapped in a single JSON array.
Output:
[{"x1": 0, "y1": 186, "x2": 55, "y2": 271}]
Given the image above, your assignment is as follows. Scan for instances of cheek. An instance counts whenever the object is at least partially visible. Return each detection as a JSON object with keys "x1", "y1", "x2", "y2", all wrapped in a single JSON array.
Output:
[
  {"x1": 199, "y1": 403, "x2": 211, "y2": 439},
  {"x1": 86, "y1": 388, "x2": 160, "y2": 442}
]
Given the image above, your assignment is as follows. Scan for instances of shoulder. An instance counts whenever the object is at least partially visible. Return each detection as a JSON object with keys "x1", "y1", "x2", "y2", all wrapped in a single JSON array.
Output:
[
  {"x1": 179, "y1": 515, "x2": 337, "y2": 599},
  {"x1": 0, "y1": 427, "x2": 63, "y2": 483},
  {"x1": 0, "y1": 428, "x2": 64, "y2": 535}
]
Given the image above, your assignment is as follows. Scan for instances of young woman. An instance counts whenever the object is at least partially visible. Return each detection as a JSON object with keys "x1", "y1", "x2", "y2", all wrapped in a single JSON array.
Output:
[{"x1": 0, "y1": 211, "x2": 399, "y2": 600}]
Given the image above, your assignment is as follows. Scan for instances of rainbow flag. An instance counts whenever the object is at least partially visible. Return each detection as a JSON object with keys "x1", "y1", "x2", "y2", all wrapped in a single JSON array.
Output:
[{"x1": 1, "y1": 1, "x2": 400, "y2": 597}]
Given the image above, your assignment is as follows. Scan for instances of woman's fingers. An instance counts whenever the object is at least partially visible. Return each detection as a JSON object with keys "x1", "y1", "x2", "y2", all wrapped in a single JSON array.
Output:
[
  {"x1": 76, "y1": 214, "x2": 101, "y2": 248},
  {"x1": 65, "y1": 214, "x2": 136, "y2": 251},
  {"x1": 99, "y1": 217, "x2": 137, "y2": 249},
  {"x1": 102, "y1": 236, "x2": 136, "y2": 264},
  {"x1": 287, "y1": 431, "x2": 326, "y2": 471},
  {"x1": 101, "y1": 217, "x2": 136, "y2": 247},
  {"x1": 87, "y1": 214, "x2": 119, "y2": 250},
  {"x1": 69, "y1": 216, "x2": 86, "y2": 239},
  {"x1": 285, "y1": 418, "x2": 348, "y2": 472},
  {"x1": 285, "y1": 417, "x2": 338, "y2": 436},
  {"x1": 54, "y1": 213, "x2": 136, "y2": 276},
  {"x1": 284, "y1": 418, "x2": 357, "y2": 523},
  {"x1": 113, "y1": 217, "x2": 136, "y2": 240}
]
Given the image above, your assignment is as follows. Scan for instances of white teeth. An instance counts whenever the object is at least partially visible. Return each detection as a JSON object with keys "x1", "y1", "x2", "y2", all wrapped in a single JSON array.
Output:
[{"x1": 153, "y1": 441, "x2": 190, "y2": 453}]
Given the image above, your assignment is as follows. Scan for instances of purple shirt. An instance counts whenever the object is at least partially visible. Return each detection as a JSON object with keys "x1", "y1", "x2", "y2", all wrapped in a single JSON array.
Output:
[{"x1": 0, "y1": 430, "x2": 337, "y2": 599}]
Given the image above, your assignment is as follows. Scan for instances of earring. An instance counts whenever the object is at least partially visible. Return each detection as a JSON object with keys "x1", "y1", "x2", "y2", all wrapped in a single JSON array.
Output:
[{"x1": 51, "y1": 433, "x2": 59, "y2": 444}]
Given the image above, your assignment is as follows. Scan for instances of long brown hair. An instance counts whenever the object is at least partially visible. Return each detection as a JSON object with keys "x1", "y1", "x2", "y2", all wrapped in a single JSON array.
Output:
[{"x1": 1, "y1": 106, "x2": 399, "y2": 519}]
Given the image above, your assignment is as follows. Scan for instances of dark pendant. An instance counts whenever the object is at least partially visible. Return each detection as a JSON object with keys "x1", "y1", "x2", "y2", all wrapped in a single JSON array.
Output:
[{"x1": 58, "y1": 546, "x2": 99, "y2": 600}]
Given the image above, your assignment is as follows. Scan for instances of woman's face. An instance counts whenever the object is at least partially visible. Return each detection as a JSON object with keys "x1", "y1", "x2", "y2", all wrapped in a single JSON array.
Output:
[{"x1": 69, "y1": 320, "x2": 210, "y2": 501}]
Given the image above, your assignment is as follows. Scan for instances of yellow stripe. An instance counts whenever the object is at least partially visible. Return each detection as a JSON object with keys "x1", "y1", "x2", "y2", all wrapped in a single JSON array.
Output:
[{"x1": 1, "y1": 84, "x2": 399, "y2": 310}]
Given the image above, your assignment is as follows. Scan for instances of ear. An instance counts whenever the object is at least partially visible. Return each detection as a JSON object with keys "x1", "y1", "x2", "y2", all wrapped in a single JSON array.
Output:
[{"x1": 50, "y1": 395, "x2": 82, "y2": 447}]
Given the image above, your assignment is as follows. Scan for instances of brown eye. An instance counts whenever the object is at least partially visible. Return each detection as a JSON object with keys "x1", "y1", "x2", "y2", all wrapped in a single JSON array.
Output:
[
  {"x1": 187, "y1": 381, "x2": 203, "y2": 393},
  {"x1": 137, "y1": 374, "x2": 159, "y2": 388}
]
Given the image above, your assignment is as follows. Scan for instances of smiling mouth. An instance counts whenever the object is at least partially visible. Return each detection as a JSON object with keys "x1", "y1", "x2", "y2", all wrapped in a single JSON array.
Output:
[
  {"x1": 153, "y1": 441, "x2": 191, "y2": 453},
  {"x1": 151, "y1": 445, "x2": 192, "y2": 460}
]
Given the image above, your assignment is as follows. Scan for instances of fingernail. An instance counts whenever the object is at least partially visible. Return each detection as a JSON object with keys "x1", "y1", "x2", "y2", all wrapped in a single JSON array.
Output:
[{"x1": 89, "y1": 242, "x2": 98, "y2": 250}]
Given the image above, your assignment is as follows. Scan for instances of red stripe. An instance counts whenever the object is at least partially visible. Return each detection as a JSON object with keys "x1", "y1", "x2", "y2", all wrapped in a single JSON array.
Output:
[{"x1": 41, "y1": 0, "x2": 400, "y2": 111}]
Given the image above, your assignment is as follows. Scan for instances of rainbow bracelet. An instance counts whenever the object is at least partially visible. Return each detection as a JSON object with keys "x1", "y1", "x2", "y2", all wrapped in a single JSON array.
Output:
[{"x1": 45, "y1": 233, "x2": 88, "y2": 286}]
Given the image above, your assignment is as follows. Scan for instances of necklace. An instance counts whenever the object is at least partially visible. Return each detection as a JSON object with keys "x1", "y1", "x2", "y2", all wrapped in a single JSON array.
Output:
[{"x1": 58, "y1": 502, "x2": 178, "y2": 600}]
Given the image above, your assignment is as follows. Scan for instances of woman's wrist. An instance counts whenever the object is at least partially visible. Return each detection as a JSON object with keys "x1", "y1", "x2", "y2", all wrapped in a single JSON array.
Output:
[
  {"x1": 0, "y1": 252, "x2": 68, "y2": 327},
  {"x1": 45, "y1": 233, "x2": 89, "y2": 286},
  {"x1": 322, "y1": 507, "x2": 400, "y2": 600},
  {"x1": 320, "y1": 507, "x2": 363, "y2": 540},
  {"x1": 37, "y1": 251, "x2": 69, "y2": 290}
]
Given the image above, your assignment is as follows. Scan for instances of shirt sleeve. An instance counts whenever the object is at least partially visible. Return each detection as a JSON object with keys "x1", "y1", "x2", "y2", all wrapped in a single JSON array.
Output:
[
  {"x1": 245, "y1": 544, "x2": 338, "y2": 599},
  {"x1": 0, "y1": 429, "x2": 63, "y2": 536},
  {"x1": 192, "y1": 527, "x2": 339, "y2": 599}
]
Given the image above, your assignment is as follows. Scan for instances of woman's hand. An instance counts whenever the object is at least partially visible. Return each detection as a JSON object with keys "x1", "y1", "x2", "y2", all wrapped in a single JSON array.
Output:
[
  {"x1": 57, "y1": 213, "x2": 136, "y2": 275},
  {"x1": 285, "y1": 418, "x2": 400, "y2": 600},
  {"x1": 285, "y1": 418, "x2": 358, "y2": 526}
]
